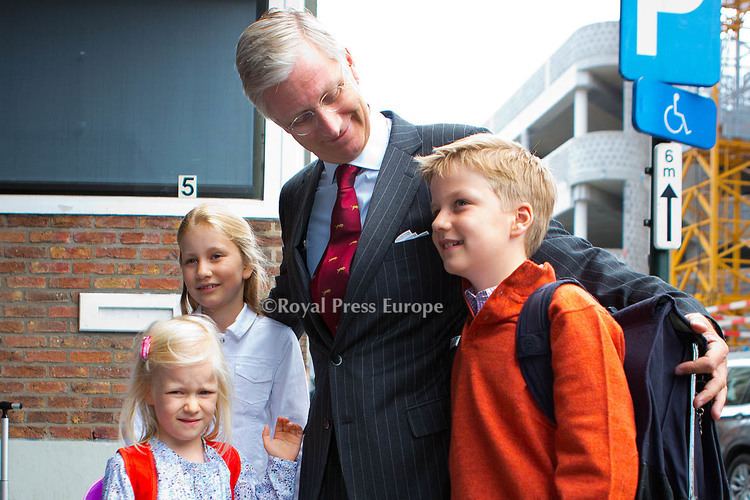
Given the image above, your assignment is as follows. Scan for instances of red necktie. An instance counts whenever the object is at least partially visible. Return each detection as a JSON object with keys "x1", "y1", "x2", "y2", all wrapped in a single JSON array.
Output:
[{"x1": 310, "y1": 164, "x2": 362, "y2": 335}]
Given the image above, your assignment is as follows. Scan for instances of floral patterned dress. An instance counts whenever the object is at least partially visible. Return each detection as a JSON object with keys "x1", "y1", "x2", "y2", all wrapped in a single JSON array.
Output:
[{"x1": 102, "y1": 437, "x2": 297, "y2": 499}]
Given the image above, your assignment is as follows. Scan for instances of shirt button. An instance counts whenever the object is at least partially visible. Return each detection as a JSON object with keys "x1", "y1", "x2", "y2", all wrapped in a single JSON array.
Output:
[{"x1": 323, "y1": 419, "x2": 331, "y2": 430}]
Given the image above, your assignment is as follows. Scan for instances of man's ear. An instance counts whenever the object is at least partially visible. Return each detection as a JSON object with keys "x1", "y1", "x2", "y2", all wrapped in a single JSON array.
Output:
[
  {"x1": 345, "y1": 48, "x2": 360, "y2": 84},
  {"x1": 511, "y1": 203, "x2": 533, "y2": 237}
]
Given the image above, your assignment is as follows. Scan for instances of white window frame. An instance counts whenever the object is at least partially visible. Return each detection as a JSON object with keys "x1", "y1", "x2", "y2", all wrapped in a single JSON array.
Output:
[
  {"x1": 2, "y1": 0, "x2": 309, "y2": 218},
  {"x1": 0, "y1": 122, "x2": 307, "y2": 218}
]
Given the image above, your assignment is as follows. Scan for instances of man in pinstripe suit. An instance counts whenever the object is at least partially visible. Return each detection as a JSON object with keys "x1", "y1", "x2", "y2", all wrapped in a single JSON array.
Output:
[{"x1": 235, "y1": 9, "x2": 728, "y2": 500}]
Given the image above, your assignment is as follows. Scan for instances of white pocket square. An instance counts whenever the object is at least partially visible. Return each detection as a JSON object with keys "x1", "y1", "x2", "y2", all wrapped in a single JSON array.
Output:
[{"x1": 395, "y1": 230, "x2": 430, "y2": 243}]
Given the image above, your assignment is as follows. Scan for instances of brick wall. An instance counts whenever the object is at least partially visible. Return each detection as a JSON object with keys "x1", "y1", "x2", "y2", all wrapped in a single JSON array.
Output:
[{"x1": 0, "y1": 214, "x2": 283, "y2": 440}]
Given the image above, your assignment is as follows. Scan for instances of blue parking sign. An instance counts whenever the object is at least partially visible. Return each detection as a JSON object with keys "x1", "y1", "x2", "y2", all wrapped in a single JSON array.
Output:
[
  {"x1": 633, "y1": 78, "x2": 717, "y2": 149},
  {"x1": 620, "y1": 0, "x2": 721, "y2": 86}
]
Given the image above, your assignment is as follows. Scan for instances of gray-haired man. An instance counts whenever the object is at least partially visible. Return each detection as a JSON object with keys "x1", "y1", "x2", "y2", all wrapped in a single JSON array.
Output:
[{"x1": 235, "y1": 8, "x2": 728, "y2": 500}]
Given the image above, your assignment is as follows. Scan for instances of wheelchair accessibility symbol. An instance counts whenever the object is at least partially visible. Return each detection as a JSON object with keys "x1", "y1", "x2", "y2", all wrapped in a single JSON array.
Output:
[
  {"x1": 663, "y1": 93, "x2": 692, "y2": 136},
  {"x1": 633, "y1": 78, "x2": 716, "y2": 150}
]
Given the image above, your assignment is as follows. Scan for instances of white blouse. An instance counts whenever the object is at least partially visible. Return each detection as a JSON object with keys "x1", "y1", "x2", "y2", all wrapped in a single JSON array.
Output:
[{"x1": 219, "y1": 305, "x2": 310, "y2": 478}]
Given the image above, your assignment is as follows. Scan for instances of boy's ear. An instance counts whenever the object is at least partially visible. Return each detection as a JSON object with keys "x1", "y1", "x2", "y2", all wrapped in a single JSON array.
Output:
[{"x1": 511, "y1": 203, "x2": 533, "y2": 237}]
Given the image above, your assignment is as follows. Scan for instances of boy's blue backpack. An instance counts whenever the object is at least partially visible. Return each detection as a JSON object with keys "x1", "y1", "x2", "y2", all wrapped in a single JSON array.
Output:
[{"x1": 516, "y1": 279, "x2": 729, "y2": 500}]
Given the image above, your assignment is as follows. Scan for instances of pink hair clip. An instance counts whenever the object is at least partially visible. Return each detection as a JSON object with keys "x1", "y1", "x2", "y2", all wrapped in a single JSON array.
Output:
[{"x1": 140, "y1": 335, "x2": 152, "y2": 361}]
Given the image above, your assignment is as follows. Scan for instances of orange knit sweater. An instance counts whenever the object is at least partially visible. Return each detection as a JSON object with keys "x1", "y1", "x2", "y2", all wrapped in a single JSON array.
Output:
[{"x1": 450, "y1": 260, "x2": 638, "y2": 500}]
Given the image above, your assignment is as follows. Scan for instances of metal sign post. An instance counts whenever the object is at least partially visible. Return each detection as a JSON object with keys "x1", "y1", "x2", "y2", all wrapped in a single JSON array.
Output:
[{"x1": 1, "y1": 402, "x2": 22, "y2": 500}]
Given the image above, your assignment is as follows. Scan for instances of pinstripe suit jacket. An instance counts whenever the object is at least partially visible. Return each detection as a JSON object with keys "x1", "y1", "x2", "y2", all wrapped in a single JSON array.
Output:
[{"x1": 269, "y1": 112, "x2": 709, "y2": 500}]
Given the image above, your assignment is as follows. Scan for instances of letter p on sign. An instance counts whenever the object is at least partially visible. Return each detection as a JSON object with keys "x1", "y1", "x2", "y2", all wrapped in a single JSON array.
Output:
[
  {"x1": 620, "y1": 0, "x2": 720, "y2": 86},
  {"x1": 637, "y1": 0, "x2": 703, "y2": 55}
]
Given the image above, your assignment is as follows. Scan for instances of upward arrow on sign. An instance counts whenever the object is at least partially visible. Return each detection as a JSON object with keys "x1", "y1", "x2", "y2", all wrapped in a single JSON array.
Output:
[{"x1": 660, "y1": 184, "x2": 678, "y2": 242}]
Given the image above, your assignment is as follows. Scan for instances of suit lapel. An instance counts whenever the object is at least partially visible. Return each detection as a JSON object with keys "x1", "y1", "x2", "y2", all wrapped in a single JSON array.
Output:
[
  {"x1": 340, "y1": 113, "x2": 424, "y2": 328},
  {"x1": 291, "y1": 160, "x2": 323, "y2": 266},
  {"x1": 287, "y1": 161, "x2": 336, "y2": 348},
  {"x1": 288, "y1": 160, "x2": 323, "y2": 316}
]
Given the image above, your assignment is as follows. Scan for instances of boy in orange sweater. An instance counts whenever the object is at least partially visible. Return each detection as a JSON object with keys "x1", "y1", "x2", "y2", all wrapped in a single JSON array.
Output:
[{"x1": 417, "y1": 134, "x2": 638, "y2": 499}]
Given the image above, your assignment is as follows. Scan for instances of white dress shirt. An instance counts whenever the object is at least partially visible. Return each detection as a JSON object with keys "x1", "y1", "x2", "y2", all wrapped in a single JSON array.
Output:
[
  {"x1": 305, "y1": 110, "x2": 392, "y2": 275},
  {"x1": 218, "y1": 304, "x2": 310, "y2": 479}
]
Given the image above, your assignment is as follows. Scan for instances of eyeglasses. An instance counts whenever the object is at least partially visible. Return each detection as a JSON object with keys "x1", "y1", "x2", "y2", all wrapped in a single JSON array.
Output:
[{"x1": 287, "y1": 79, "x2": 349, "y2": 136}]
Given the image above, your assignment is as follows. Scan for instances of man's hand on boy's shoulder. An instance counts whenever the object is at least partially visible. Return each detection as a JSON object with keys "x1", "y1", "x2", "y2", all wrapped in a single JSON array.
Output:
[{"x1": 674, "y1": 313, "x2": 729, "y2": 420}]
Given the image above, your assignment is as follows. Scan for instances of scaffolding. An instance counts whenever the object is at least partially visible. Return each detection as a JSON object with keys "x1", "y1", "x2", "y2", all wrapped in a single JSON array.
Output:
[{"x1": 671, "y1": 1, "x2": 750, "y2": 346}]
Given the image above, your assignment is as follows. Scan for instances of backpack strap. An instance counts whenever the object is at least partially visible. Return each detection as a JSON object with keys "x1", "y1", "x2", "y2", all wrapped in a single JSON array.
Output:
[
  {"x1": 207, "y1": 440, "x2": 241, "y2": 500},
  {"x1": 516, "y1": 278, "x2": 582, "y2": 425},
  {"x1": 118, "y1": 443, "x2": 158, "y2": 500}
]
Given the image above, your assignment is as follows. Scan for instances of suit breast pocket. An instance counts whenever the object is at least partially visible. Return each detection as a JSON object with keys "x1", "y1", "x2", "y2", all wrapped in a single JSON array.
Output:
[
  {"x1": 377, "y1": 235, "x2": 447, "y2": 303},
  {"x1": 383, "y1": 233, "x2": 435, "y2": 262},
  {"x1": 234, "y1": 359, "x2": 275, "y2": 416}
]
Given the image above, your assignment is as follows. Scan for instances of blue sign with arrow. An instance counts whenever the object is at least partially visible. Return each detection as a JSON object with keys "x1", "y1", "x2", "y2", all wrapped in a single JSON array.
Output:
[
  {"x1": 620, "y1": 0, "x2": 721, "y2": 86},
  {"x1": 633, "y1": 78, "x2": 717, "y2": 149}
]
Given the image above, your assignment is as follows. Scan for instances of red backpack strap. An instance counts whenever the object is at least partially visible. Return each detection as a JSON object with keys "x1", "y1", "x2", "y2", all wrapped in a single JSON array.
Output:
[
  {"x1": 207, "y1": 440, "x2": 241, "y2": 500},
  {"x1": 117, "y1": 443, "x2": 158, "y2": 500}
]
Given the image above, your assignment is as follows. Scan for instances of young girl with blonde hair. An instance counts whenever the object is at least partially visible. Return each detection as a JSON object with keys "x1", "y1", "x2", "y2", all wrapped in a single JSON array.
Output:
[
  {"x1": 177, "y1": 204, "x2": 309, "y2": 478},
  {"x1": 103, "y1": 315, "x2": 303, "y2": 499}
]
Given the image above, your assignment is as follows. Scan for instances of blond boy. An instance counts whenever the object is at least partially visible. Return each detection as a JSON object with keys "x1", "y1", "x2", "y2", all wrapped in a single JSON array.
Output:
[{"x1": 418, "y1": 133, "x2": 638, "y2": 499}]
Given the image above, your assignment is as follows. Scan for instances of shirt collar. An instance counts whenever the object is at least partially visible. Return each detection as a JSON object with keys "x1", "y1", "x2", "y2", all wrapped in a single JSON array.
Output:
[
  {"x1": 462, "y1": 260, "x2": 556, "y2": 322},
  {"x1": 322, "y1": 110, "x2": 392, "y2": 181},
  {"x1": 224, "y1": 304, "x2": 257, "y2": 340},
  {"x1": 194, "y1": 304, "x2": 256, "y2": 340},
  {"x1": 464, "y1": 285, "x2": 498, "y2": 316}
]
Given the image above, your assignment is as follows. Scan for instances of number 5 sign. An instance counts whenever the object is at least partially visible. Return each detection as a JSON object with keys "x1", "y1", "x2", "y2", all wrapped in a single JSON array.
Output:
[{"x1": 178, "y1": 175, "x2": 197, "y2": 198}]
